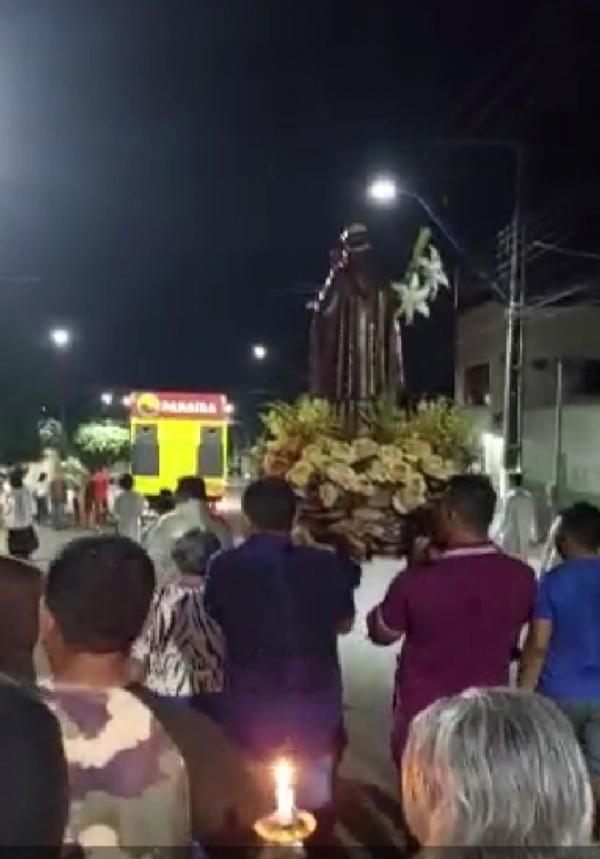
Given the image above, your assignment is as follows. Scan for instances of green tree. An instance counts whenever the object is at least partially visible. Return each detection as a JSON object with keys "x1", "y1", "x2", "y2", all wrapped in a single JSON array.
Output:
[{"x1": 73, "y1": 422, "x2": 130, "y2": 470}]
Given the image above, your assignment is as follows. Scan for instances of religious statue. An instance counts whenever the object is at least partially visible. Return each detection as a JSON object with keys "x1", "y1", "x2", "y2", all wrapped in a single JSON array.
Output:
[{"x1": 308, "y1": 224, "x2": 404, "y2": 428}]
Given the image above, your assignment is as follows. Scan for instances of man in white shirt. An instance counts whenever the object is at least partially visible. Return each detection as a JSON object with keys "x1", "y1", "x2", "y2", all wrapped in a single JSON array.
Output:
[
  {"x1": 34, "y1": 473, "x2": 50, "y2": 524},
  {"x1": 144, "y1": 476, "x2": 232, "y2": 585},
  {"x1": 493, "y1": 472, "x2": 538, "y2": 562},
  {"x1": 114, "y1": 473, "x2": 145, "y2": 543}
]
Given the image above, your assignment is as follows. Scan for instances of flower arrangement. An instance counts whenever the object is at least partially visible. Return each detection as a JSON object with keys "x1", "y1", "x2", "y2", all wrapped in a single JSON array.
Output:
[{"x1": 255, "y1": 395, "x2": 476, "y2": 558}]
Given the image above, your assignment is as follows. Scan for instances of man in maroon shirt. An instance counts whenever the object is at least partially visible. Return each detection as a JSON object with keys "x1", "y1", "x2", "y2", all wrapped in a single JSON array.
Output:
[{"x1": 367, "y1": 474, "x2": 535, "y2": 770}]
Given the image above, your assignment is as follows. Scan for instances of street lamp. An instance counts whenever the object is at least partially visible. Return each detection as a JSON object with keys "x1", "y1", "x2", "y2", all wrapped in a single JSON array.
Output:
[
  {"x1": 49, "y1": 327, "x2": 72, "y2": 428},
  {"x1": 50, "y1": 327, "x2": 71, "y2": 350},
  {"x1": 367, "y1": 175, "x2": 398, "y2": 206},
  {"x1": 100, "y1": 392, "x2": 113, "y2": 407},
  {"x1": 252, "y1": 344, "x2": 267, "y2": 361}
]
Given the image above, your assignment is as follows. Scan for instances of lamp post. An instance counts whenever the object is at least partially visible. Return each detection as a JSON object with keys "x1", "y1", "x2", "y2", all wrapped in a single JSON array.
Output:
[
  {"x1": 49, "y1": 327, "x2": 72, "y2": 428},
  {"x1": 50, "y1": 327, "x2": 71, "y2": 351},
  {"x1": 252, "y1": 344, "x2": 268, "y2": 361},
  {"x1": 433, "y1": 139, "x2": 525, "y2": 475}
]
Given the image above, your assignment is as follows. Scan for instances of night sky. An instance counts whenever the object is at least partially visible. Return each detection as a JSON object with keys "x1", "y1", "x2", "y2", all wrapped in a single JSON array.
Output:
[{"x1": 0, "y1": 0, "x2": 598, "y2": 418}]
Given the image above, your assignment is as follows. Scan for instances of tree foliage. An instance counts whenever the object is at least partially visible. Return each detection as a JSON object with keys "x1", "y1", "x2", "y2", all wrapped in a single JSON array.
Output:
[{"x1": 73, "y1": 421, "x2": 130, "y2": 470}]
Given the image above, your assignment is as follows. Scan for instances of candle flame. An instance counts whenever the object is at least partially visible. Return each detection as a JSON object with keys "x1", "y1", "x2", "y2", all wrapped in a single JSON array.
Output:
[{"x1": 273, "y1": 757, "x2": 294, "y2": 787}]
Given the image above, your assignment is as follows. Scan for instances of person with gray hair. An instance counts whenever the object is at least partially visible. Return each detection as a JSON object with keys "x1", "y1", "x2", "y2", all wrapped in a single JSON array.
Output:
[
  {"x1": 131, "y1": 528, "x2": 224, "y2": 711},
  {"x1": 402, "y1": 688, "x2": 593, "y2": 847}
]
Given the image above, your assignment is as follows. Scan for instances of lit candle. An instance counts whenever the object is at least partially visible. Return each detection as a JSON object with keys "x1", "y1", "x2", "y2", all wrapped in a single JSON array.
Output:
[{"x1": 273, "y1": 758, "x2": 295, "y2": 827}]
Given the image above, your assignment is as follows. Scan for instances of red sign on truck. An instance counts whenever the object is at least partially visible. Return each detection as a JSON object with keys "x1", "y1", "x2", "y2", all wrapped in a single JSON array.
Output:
[{"x1": 130, "y1": 391, "x2": 227, "y2": 420}]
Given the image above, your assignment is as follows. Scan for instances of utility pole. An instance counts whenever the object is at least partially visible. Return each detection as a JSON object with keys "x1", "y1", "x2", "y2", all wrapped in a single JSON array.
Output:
[
  {"x1": 552, "y1": 357, "x2": 564, "y2": 507},
  {"x1": 435, "y1": 136, "x2": 526, "y2": 478},
  {"x1": 501, "y1": 145, "x2": 524, "y2": 475}
]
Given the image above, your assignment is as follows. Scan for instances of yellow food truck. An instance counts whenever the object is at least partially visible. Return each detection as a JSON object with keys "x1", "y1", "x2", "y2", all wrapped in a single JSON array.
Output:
[{"x1": 129, "y1": 391, "x2": 228, "y2": 498}]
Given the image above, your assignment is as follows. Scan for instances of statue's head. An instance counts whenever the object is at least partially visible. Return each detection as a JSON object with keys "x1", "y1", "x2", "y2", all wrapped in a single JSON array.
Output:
[{"x1": 341, "y1": 223, "x2": 371, "y2": 254}]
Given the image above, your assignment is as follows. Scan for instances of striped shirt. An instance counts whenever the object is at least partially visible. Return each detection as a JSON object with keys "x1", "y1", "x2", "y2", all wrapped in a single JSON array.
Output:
[{"x1": 132, "y1": 576, "x2": 224, "y2": 697}]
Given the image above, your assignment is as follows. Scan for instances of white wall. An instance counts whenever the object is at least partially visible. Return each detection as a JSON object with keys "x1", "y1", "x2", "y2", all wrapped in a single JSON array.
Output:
[
  {"x1": 457, "y1": 302, "x2": 600, "y2": 411},
  {"x1": 522, "y1": 403, "x2": 600, "y2": 500}
]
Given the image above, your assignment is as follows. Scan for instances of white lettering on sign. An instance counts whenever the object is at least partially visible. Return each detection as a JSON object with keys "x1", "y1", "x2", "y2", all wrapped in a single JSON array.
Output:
[{"x1": 159, "y1": 399, "x2": 218, "y2": 415}]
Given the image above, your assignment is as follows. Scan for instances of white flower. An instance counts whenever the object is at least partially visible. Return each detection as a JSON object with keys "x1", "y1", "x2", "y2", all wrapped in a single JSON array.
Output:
[
  {"x1": 422, "y1": 245, "x2": 449, "y2": 300},
  {"x1": 392, "y1": 275, "x2": 432, "y2": 324}
]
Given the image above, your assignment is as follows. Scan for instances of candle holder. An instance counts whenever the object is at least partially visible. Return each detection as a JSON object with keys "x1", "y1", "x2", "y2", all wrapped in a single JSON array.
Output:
[
  {"x1": 254, "y1": 757, "x2": 317, "y2": 855},
  {"x1": 254, "y1": 809, "x2": 317, "y2": 848}
]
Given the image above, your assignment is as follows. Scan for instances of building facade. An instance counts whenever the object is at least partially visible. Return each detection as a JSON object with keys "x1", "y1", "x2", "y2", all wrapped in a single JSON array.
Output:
[{"x1": 456, "y1": 301, "x2": 600, "y2": 505}]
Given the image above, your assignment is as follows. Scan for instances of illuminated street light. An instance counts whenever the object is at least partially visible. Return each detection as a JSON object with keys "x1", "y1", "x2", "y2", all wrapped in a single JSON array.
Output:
[
  {"x1": 121, "y1": 394, "x2": 132, "y2": 408},
  {"x1": 50, "y1": 327, "x2": 71, "y2": 350},
  {"x1": 367, "y1": 175, "x2": 398, "y2": 206},
  {"x1": 100, "y1": 392, "x2": 113, "y2": 407},
  {"x1": 224, "y1": 402, "x2": 235, "y2": 415},
  {"x1": 252, "y1": 344, "x2": 267, "y2": 361}
]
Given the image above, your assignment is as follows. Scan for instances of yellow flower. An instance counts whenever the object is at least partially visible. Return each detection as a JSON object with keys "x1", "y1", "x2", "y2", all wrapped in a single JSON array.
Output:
[
  {"x1": 351, "y1": 475, "x2": 376, "y2": 497},
  {"x1": 328, "y1": 440, "x2": 356, "y2": 463},
  {"x1": 380, "y1": 445, "x2": 404, "y2": 467},
  {"x1": 352, "y1": 437, "x2": 379, "y2": 461},
  {"x1": 391, "y1": 460, "x2": 415, "y2": 484},
  {"x1": 287, "y1": 459, "x2": 314, "y2": 488},
  {"x1": 393, "y1": 485, "x2": 425, "y2": 514},
  {"x1": 368, "y1": 459, "x2": 391, "y2": 483},
  {"x1": 301, "y1": 443, "x2": 326, "y2": 466},
  {"x1": 326, "y1": 462, "x2": 356, "y2": 489},
  {"x1": 420, "y1": 453, "x2": 444, "y2": 478},
  {"x1": 401, "y1": 436, "x2": 432, "y2": 462},
  {"x1": 319, "y1": 482, "x2": 340, "y2": 509}
]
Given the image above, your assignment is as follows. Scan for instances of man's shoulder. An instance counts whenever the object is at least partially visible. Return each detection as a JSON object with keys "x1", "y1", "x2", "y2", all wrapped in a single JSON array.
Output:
[
  {"x1": 42, "y1": 683, "x2": 181, "y2": 761},
  {"x1": 546, "y1": 557, "x2": 600, "y2": 584},
  {"x1": 493, "y1": 547, "x2": 535, "y2": 571},
  {"x1": 430, "y1": 546, "x2": 535, "y2": 579}
]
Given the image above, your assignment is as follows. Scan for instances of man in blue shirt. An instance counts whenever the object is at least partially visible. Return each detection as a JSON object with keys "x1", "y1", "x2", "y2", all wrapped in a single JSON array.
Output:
[
  {"x1": 204, "y1": 477, "x2": 357, "y2": 820},
  {"x1": 520, "y1": 502, "x2": 600, "y2": 796}
]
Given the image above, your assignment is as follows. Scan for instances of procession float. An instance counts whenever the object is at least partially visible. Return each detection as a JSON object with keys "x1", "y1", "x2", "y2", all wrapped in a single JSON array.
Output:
[{"x1": 255, "y1": 223, "x2": 476, "y2": 559}]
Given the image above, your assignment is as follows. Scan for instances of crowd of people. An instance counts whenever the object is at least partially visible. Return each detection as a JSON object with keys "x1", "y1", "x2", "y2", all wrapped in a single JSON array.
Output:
[{"x1": 0, "y1": 469, "x2": 599, "y2": 853}]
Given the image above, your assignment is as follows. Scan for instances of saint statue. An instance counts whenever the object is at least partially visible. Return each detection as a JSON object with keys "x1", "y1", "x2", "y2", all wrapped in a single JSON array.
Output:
[{"x1": 309, "y1": 224, "x2": 404, "y2": 426}]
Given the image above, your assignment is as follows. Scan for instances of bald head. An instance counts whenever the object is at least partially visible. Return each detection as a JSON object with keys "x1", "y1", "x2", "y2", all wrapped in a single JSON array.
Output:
[{"x1": 0, "y1": 557, "x2": 41, "y2": 683}]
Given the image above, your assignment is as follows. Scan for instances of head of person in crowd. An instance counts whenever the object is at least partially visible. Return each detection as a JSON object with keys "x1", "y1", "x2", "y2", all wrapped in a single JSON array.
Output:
[
  {"x1": 0, "y1": 677, "x2": 68, "y2": 850},
  {"x1": 38, "y1": 472, "x2": 47, "y2": 484},
  {"x1": 402, "y1": 688, "x2": 593, "y2": 847},
  {"x1": 433, "y1": 474, "x2": 497, "y2": 549},
  {"x1": 156, "y1": 487, "x2": 175, "y2": 514},
  {"x1": 509, "y1": 471, "x2": 524, "y2": 489},
  {"x1": 242, "y1": 477, "x2": 297, "y2": 536},
  {"x1": 172, "y1": 528, "x2": 221, "y2": 578},
  {"x1": 403, "y1": 504, "x2": 439, "y2": 565},
  {"x1": 119, "y1": 472, "x2": 134, "y2": 492},
  {"x1": 43, "y1": 535, "x2": 155, "y2": 685},
  {"x1": 9, "y1": 468, "x2": 24, "y2": 490},
  {"x1": 0, "y1": 557, "x2": 42, "y2": 683},
  {"x1": 555, "y1": 502, "x2": 600, "y2": 562},
  {"x1": 176, "y1": 476, "x2": 208, "y2": 505}
]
